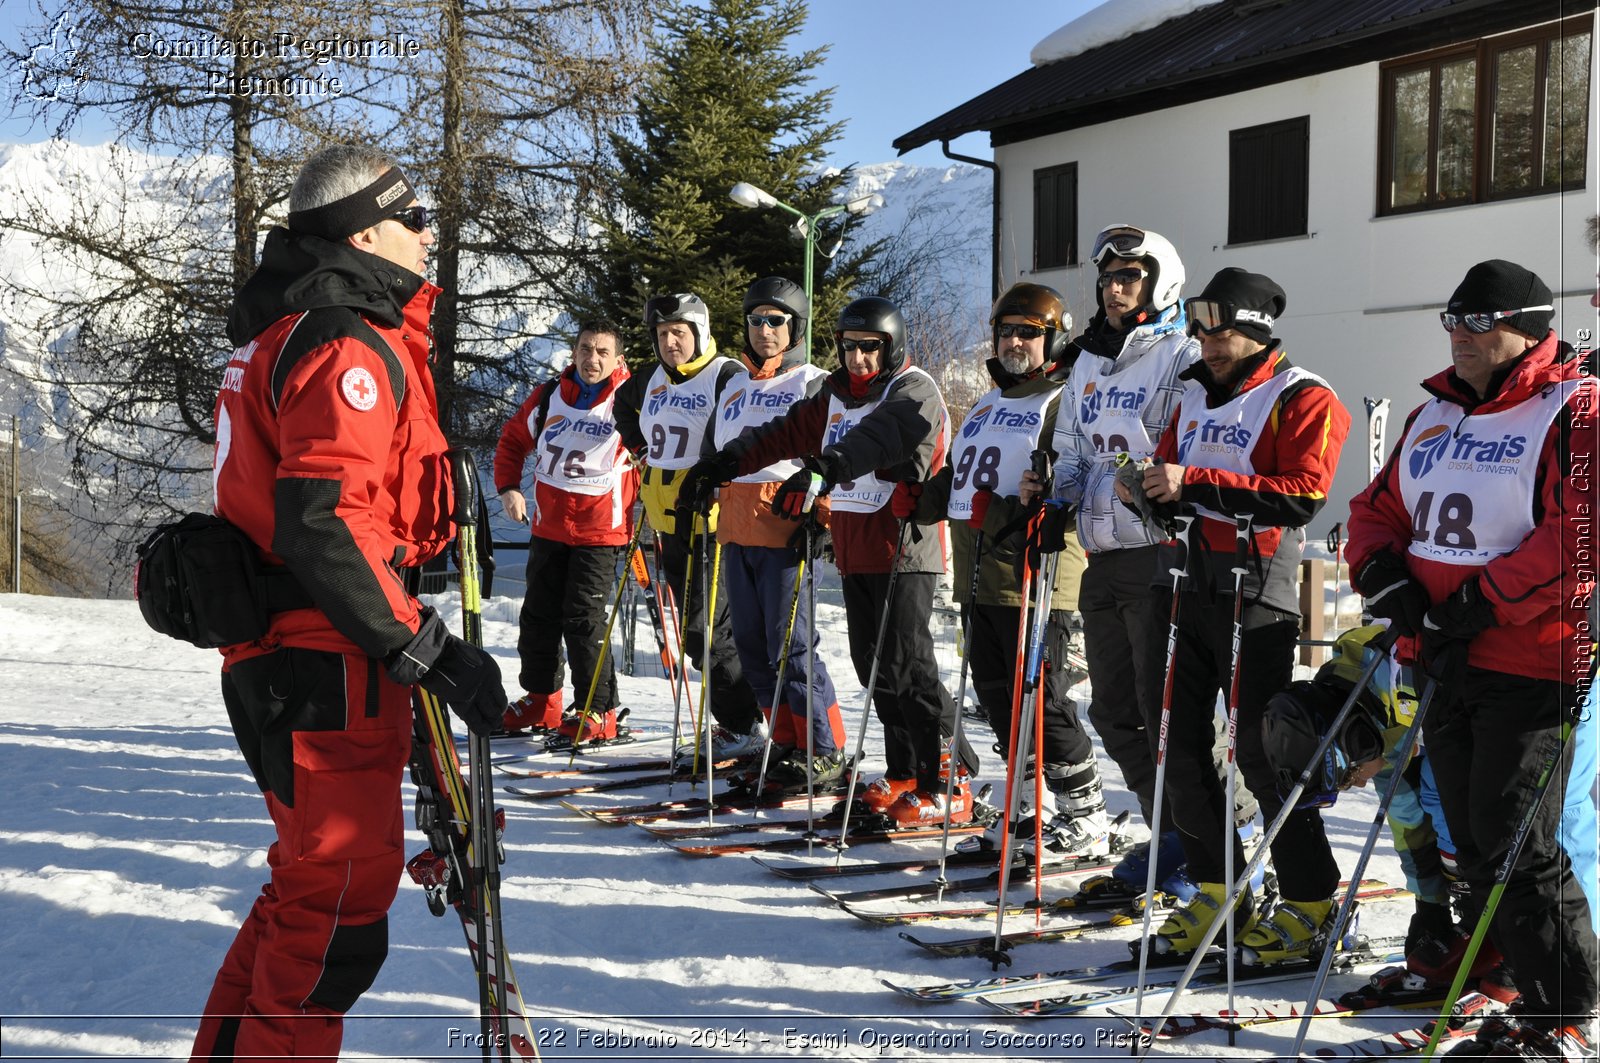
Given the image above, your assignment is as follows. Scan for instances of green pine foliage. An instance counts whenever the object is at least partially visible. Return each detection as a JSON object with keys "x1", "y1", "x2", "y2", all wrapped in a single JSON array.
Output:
[{"x1": 578, "y1": 0, "x2": 878, "y2": 369}]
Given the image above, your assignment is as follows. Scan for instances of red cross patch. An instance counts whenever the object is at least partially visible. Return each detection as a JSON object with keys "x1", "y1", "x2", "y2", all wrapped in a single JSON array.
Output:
[{"x1": 340, "y1": 367, "x2": 379, "y2": 411}]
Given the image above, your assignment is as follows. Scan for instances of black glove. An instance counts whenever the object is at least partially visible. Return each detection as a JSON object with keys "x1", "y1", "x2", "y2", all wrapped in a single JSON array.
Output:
[
  {"x1": 1353, "y1": 550, "x2": 1430, "y2": 637},
  {"x1": 674, "y1": 450, "x2": 741, "y2": 530},
  {"x1": 1420, "y1": 576, "x2": 1496, "y2": 682},
  {"x1": 1014, "y1": 501, "x2": 1074, "y2": 585},
  {"x1": 387, "y1": 608, "x2": 507, "y2": 736},
  {"x1": 772, "y1": 455, "x2": 836, "y2": 520},
  {"x1": 787, "y1": 515, "x2": 832, "y2": 560},
  {"x1": 1113, "y1": 457, "x2": 1184, "y2": 539}
]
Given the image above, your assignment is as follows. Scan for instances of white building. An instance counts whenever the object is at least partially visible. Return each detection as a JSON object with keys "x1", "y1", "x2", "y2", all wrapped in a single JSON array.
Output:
[{"x1": 897, "y1": 0, "x2": 1598, "y2": 527}]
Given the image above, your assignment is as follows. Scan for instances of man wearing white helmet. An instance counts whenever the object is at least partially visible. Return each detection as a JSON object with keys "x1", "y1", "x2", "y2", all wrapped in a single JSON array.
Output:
[
  {"x1": 613, "y1": 293, "x2": 766, "y2": 758},
  {"x1": 1021, "y1": 224, "x2": 1255, "y2": 904}
]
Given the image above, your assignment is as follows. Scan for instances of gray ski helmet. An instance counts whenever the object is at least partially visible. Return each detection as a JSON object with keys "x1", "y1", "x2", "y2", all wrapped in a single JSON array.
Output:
[
  {"x1": 1261, "y1": 678, "x2": 1387, "y2": 809},
  {"x1": 743, "y1": 276, "x2": 808, "y2": 359},
  {"x1": 1089, "y1": 223, "x2": 1186, "y2": 315},
  {"x1": 644, "y1": 292, "x2": 712, "y2": 360},
  {"x1": 835, "y1": 296, "x2": 906, "y2": 364}
]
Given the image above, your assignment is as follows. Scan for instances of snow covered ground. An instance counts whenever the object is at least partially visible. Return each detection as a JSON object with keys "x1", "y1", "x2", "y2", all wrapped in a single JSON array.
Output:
[{"x1": 0, "y1": 579, "x2": 1419, "y2": 1062}]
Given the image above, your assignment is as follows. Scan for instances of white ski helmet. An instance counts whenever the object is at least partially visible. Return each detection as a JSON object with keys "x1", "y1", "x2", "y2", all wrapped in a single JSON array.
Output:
[
  {"x1": 1090, "y1": 224, "x2": 1186, "y2": 316},
  {"x1": 644, "y1": 292, "x2": 713, "y2": 361}
]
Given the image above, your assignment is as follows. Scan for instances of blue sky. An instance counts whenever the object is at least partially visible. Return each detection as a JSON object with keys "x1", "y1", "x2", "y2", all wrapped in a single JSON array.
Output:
[{"x1": 0, "y1": 0, "x2": 1098, "y2": 168}]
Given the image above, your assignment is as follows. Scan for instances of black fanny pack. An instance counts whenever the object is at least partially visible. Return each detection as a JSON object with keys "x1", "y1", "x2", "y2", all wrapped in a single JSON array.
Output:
[{"x1": 135, "y1": 513, "x2": 313, "y2": 648}]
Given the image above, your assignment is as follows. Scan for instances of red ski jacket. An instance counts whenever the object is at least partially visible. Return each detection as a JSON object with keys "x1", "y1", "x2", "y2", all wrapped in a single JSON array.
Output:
[
  {"x1": 1347, "y1": 332, "x2": 1594, "y2": 684},
  {"x1": 213, "y1": 227, "x2": 453, "y2": 666},
  {"x1": 493, "y1": 365, "x2": 639, "y2": 547}
]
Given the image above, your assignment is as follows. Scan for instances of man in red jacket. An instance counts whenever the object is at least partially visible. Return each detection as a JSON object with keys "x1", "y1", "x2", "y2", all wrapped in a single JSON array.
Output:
[
  {"x1": 1348, "y1": 260, "x2": 1595, "y2": 1059},
  {"x1": 1122, "y1": 268, "x2": 1351, "y2": 960},
  {"x1": 494, "y1": 320, "x2": 639, "y2": 739},
  {"x1": 195, "y1": 145, "x2": 506, "y2": 1063}
]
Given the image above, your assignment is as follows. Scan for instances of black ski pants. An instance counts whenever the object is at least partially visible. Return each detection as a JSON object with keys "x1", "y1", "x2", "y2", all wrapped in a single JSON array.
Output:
[
  {"x1": 1149, "y1": 591, "x2": 1335, "y2": 900},
  {"x1": 965, "y1": 602, "x2": 1093, "y2": 769},
  {"x1": 658, "y1": 527, "x2": 761, "y2": 735},
  {"x1": 841, "y1": 570, "x2": 977, "y2": 791},
  {"x1": 1425, "y1": 668, "x2": 1596, "y2": 1023},
  {"x1": 517, "y1": 536, "x2": 621, "y2": 711}
]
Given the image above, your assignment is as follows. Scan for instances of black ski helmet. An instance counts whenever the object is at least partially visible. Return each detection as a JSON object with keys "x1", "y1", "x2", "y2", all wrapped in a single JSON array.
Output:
[
  {"x1": 835, "y1": 296, "x2": 906, "y2": 365},
  {"x1": 742, "y1": 276, "x2": 808, "y2": 362},
  {"x1": 990, "y1": 282, "x2": 1072, "y2": 363},
  {"x1": 1262, "y1": 678, "x2": 1387, "y2": 809}
]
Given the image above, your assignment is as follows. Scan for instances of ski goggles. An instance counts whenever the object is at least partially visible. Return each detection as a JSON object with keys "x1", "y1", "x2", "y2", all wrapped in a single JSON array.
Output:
[
  {"x1": 1438, "y1": 305, "x2": 1553, "y2": 334},
  {"x1": 389, "y1": 205, "x2": 432, "y2": 233},
  {"x1": 1183, "y1": 298, "x2": 1274, "y2": 337},
  {"x1": 747, "y1": 312, "x2": 792, "y2": 329},
  {"x1": 839, "y1": 338, "x2": 884, "y2": 353},
  {"x1": 1096, "y1": 267, "x2": 1148, "y2": 290},
  {"x1": 996, "y1": 323, "x2": 1046, "y2": 339},
  {"x1": 1090, "y1": 225, "x2": 1149, "y2": 265}
]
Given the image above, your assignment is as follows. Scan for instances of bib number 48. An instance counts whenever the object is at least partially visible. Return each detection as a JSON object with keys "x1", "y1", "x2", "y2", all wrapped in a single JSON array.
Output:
[{"x1": 1411, "y1": 490, "x2": 1476, "y2": 550}]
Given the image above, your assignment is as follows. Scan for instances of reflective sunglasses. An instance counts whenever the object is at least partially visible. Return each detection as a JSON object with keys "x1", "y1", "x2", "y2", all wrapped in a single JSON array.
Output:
[
  {"x1": 389, "y1": 205, "x2": 431, "y2": 232},
  {"x1": 996, "y1": 323, "x2": 1046, "y2": 340},
  {"x1": 1091, "y1": 226, "x2": 1147, "y2": 264},
  {"x1": 1097, "y1": 267, "x2": 1147, "y2": 290},
  {"x1": 747, "y1": 312, "x2": 791, "y2": 330},
  {"x1": 839, "y1": 338, "x2": 885, "y2": 353},
  {"x1": 1438, "y1": 305, "x2": 1554, "y2": 334}
]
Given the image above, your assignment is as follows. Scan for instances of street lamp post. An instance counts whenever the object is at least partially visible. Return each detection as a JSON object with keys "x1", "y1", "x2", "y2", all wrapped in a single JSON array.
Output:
[{"x1": 729, "y1": 181, "x2": 883, "y2": 364}]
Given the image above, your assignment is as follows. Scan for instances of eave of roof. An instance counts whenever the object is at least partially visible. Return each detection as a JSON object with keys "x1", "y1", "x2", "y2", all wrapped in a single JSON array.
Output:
[{"x1": 894, "y1": 0, "x2": 1595, "y2": 154}]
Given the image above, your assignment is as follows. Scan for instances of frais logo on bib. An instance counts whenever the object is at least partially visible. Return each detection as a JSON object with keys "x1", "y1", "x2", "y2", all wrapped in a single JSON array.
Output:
[
  {"x1": 544, "y1": 414, "x2": 611, "y2": 443},
  {"x1": 1080, "y1": 381, "x2": 1146, "y2": 424},
  {"x1": 1408, "y1": 422, "x2": 1527, "y2": 479},
  {"x1": 647, "y1": 384, "x2": 707, "y2": 416},
  {"x1": 723, "y1": 387, "x2": 795, "y2": 421},
  {"x1": 825, "y1": 411, "x2": 852, "y2": 447},
  {"x1": 1178, "y1": 418, "x2": 1253, "y2": 461},
  {"x1": 963, "y1": 403, "x2": 1039, "y2": 439}
]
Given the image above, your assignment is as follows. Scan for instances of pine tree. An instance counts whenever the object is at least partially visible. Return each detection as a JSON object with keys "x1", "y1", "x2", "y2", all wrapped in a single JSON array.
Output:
[{"x1": 578, "y1": 0, "x2": 875, "y2": 369}]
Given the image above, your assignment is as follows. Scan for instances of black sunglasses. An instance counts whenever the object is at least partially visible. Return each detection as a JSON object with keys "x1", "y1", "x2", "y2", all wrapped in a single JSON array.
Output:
[
  {"x1": 390, "y1": 205, "x2": 431, "y2": 233},
  {"x1": 839, "y1": 338, "x2": 884, "y2": 353},
  {"x1": 1097, "y1": 267, "x2": 1148, "y2": 289},
  {"x1": 997, "y1": 323, "x2": 1046, "y2": 340}
]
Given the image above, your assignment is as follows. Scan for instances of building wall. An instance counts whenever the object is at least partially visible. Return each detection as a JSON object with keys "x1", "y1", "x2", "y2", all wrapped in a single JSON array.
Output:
[{"x1": 995, "y1": 11, "x2": 1599, "y2": 535}]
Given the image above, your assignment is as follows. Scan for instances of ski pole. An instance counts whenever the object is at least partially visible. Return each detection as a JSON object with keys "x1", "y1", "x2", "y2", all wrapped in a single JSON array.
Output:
[
  {"x1": 676, "y1": 518, "x2": 704, "y2": 775},
  {"x1": 1328, "y1": 523, "x2": 1345, "y2": 633},
  {"x1": 699, "y1": 526, "x2": 725, "y2": 817},
  {"x1": 988, "y1": 524, "x2": 1035, "y2": 896},
  {"x1": 1287, "y1": 674, "x2": 1445, "y2": 1058},
  {"x1": 1221, "y1": 515, "x2": 1252, "y2": 1049},
  {"x1": 754, "y1": 546, "x2": 809, "y2": 804},
  {"x1": 564, "y1": 507, "x2": 647, "y2": 765},
  {"x1": 803, "y1": 518, "x2": 820, "y2": 845},
  {"x1": 1132, "y1": 516, "x2": 1192, "y2": 1034},
  {"x1": 833, "y1": 516, "x2": 912, "y2": 858},
  {"x1": 654, "y1": 536, "x2": 691, "y2": 779},
  {"x1": 447, "y1": 449, "x2": 512, "y2": 1063},
  {"x1": 933, "y1": 527, "x2": 987, "y2": 898},
  {"x1": 1138, "y1": 625, "x2": 1401, "y2": 1051},
  {"x1": 1420, "y1": 701, "x2": 1582, "y2": 1060}
]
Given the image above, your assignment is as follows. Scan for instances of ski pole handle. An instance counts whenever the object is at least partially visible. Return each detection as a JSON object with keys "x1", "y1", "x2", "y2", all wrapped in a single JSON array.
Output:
[
  {"x1": 447, "y1": 448, "x2": 480, "y2": 527},
  {"x1": 1029, "y1": 448, "x2": 1053, "y2": 500}
]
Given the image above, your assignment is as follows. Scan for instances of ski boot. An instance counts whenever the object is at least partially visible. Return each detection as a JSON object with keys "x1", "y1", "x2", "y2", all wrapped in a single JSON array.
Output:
[
  {"x1": 1339, "y1": 962, "x2": 1444, "y2": 1010},
  {"x1": 557, "y1": 707, "x2": 618, "y2": 743},
  {"x1": 1146, "y1": 881, "x2": 1257, "y2": 958},
  {"x1": 1444, "y1": 1001, "x2": 1594, "y2": 1059},
  {"x1": 860, "y1": 775, "x2": 918, "y2": 815},
  {"x1": 888, "y1": 780, "x2": 974, "y2": 827},
  {"x1": 767, "y1": 749, "x2": 847, "y2": 789},
  {"x1": 502, "y1": 690, "x2": 563, "y2": 733},
  {"x1": 1478, "y1": 961, "x2": 1520, "y2": 1006},
  {"x1": 1408, "y1": 929, "x2": 1503, "y2": 988},
  {"x1": 1236, "y1": 896, "x2": 1335, "y2": 966},
  {"x1": 1076, "y1": 829, "x2": 1189, "y2": 906},
  {"x1": 1025, "y1": 755, "x2": 1111, "y2": 859}
]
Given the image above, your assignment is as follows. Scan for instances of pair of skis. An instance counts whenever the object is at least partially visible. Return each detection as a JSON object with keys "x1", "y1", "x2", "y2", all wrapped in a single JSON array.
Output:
[{"x1": 405, "y1": 452, "x2": 537, "y2": 1062}]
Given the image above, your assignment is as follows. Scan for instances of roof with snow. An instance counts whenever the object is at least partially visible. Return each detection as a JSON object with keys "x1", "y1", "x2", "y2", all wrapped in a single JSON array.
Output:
[{"x1": 894, "y1": 0, "x2": 1593, "y2": 154}]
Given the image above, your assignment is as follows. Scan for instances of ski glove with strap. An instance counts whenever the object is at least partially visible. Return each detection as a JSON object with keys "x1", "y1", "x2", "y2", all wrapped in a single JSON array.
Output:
[
  {"x1": 772, "y1": 455, "x2": 837, "y2": 520},
  {"x1": 1353, "y1": 549, "x2": 1430, "y2": 638},
  {"x1": 674, "y1": 449, "x2": 740, "y2": 532},
  {"x1": 787, "y1": 514, "x2": 833, "y2": 561},
  {"x1": 1015, "y1": 500, "x2": 1075, "y2": 586},
  {"x1": 387, "y1": 608, "x2": 507, "y2": 736},
  {"x1": 1420, "y1": 576, "x2": 1496, "y2": 684},
  {"x1": 889, "y1": 480, "x2": 922, "y2": 519},
  {"x1": 968, "y1": 488, "x2": 994, "y2": 531}
]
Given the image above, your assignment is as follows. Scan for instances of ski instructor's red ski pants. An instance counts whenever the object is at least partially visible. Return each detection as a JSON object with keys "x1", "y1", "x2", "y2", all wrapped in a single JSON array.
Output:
[{"x1": 192, "y1": 647, "x2": 413, "y2": 1063}]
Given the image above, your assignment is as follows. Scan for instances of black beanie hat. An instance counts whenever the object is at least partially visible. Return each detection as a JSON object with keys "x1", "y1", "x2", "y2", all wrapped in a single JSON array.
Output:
[
  {"x1": 1447, "y1": 260, "x2": 1554, "y2": 339},
  {"x1": 1193, "y1": 267, "x2": 1287, "y2": 344}
]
